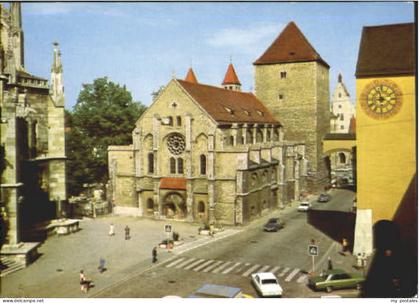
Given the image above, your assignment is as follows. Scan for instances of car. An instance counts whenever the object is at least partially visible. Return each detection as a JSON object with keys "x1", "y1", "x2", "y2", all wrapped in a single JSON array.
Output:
[
  {"x1": 187, "y1": 284, "x2": 252, "y2": 298},
  {"x1": 298, "y1": 201, "x2": 311, "y2": 212},
  {"x1": 251, "y1": 272, "x2": 283, "y2": 297},
  {"x1": 308, "y1": 269, "x2": 365, "y2": 293},
  {"x1": 263, "y1": 218, "x2": 285, "y2": 232},
  {"x1": 318, "y1": 193, "x2": 331, "y2": 202}
]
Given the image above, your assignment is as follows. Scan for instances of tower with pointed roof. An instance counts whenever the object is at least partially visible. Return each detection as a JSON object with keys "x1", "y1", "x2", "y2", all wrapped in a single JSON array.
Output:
[
  {"x1": 330, "y1": 74, "x2": 355, "y2": 133},
  {"x1": 222, "y1": 63, "x2": 241, "y2": 91},
  {"x1": 254, "y1": 21, "x2": 330, "y2": 190},
  {"x1": 184, "y1": 67, "x2": 198, "y2": 83}
]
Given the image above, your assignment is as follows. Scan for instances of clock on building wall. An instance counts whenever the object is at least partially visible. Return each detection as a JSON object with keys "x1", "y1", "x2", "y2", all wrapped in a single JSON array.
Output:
[{"x1": 360, "y1": 79, "x2": 403, "y2": 119}]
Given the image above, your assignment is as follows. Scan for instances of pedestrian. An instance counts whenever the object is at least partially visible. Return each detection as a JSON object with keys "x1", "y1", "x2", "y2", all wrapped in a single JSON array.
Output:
[
  {"x1": 152, "y1": 246, "x2": 158, "y2": 263},
  {"x1": 109, "y1": 223, "x2": 115, "y2": 236},
  {"x1": 327, "y1": 256, "x2": 333, "y2": 270},
  {"x1": 356, "y1": 253, "x2": 363, "y2": 269},
  {"x1": 125, "y1": 225, "x2": 130, "y2": 240},
  {"x1": 79, "y1": 270, "x2": 89, "y2": 293},
  {"x1": 341, "y1": 238, "x2": 349, "y2": 254},
  {"x1": 98, "y1": 258, "x2": 105, "y2": 273}
]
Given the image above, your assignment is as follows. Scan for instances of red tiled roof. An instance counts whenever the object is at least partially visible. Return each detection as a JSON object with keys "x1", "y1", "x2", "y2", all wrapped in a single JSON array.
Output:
[
  {"x1": 254, "y1": 21, "x2": 329, "y2": 68},
  {"x1": 222, "y1": 63, "x2": 241, "y2": 85},
  {"x1": 160, "y1": 178, "x2": 187, "y2": 190},
  {"x1": 176, "y1": 79, "x2": 280, "y2": 125},
  {"x1": 356, "y1": 23, "x2": 415, "y2": 78},
  {"x1": 185, "y1": 68, "x2": 198, "y2": 83}
]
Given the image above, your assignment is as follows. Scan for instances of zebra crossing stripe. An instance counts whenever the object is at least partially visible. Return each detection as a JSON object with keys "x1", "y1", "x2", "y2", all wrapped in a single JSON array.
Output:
[
  {"x1": 175, "y1": 258, "x2": 196, "y2": 269},
  {"x1": 202, "y1": 261, "x2": 224, "y2": 273},
  {"x1": 278, "y1": 267, "x2": 290, "y2": 277},
  {"x1": 212, "y1": 261, "x2": 232, "y2": 273},
  {"x1": 166, "y1": 258, "x2": 185, "y2": 268},
  {"x1": 297, "y1": 274, "x2": 308, "y2": 284},
  {"x1": 236, "y1": 263, "x2": 250, "y2": 274},
  {"x1": 242, "y1": 264, "x2": 260, "y2": 277},
  {"x1": 184, "y1": 259, "x2": 206, "y2": 270},
  {"x1": 259, "y1": 265, "x2": 270, "y2": 272},
  {"x1": 193, "y1": 260, "x2": 214, "y2": 272},
  {"x1": 269, "y1": 266, "x2": 281, "y2": 274},
  {"x1": 285, "y1": 268, "x2": 300, "y2": 282},
  {"x1": 222, "y1": 262, "x2": 241, "y2": 274}
]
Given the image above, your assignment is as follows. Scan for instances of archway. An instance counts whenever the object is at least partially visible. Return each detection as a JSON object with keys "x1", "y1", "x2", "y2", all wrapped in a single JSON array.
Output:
[{"x1": 163, "y1": 192, "x2": 186, "y2": 219}]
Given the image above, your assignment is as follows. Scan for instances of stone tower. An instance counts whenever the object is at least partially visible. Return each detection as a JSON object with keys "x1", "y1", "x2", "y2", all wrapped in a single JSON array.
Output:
[{"x1": 253, "y1": 21, "x2": 330, "y2": 190}]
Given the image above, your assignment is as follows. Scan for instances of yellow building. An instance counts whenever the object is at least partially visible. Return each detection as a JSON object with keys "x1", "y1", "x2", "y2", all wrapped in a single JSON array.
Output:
[{"x1": 353, "y1": 23, "x2": 416, "y2": 297}]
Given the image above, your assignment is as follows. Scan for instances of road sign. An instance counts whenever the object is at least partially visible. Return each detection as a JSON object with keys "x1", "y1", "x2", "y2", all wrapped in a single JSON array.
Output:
[
  {"x1": 164, "y1": 224, "x2": 172, "y2": 233},
  {"x1": 309, "y1": 245, "x2": 318, "y2": 256}
]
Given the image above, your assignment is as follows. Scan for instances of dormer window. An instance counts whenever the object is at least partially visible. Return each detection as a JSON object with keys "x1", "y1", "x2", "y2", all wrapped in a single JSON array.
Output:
[
  {"x1": 244, "y1": 110, "x2": 250, "y2": 116},
  {"x1": 256, "y1": 110, "x2": 264, "y2": 116},
  {"x1": 225, "y1": 107, "x2": 234, "y2": 115}
]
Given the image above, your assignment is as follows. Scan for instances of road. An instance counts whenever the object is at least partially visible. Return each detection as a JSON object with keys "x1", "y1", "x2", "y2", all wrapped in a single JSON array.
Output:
[{"x1": 95, "y1": 188, "x2": 357, "y2": 298}]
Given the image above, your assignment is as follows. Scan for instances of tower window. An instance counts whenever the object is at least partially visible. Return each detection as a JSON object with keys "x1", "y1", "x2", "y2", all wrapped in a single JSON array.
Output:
[{"x1": 280, "y1": 71, "x2": 287, "y2": 79}]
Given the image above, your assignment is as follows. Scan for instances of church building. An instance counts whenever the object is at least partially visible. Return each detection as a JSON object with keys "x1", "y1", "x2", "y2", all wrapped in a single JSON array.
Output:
[{"x1": 0, "y1": 3, "x2": 66, "y2": 254}]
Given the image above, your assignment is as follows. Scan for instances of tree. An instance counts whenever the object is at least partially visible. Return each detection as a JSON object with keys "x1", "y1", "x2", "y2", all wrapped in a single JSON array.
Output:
[{"x1": 66, "y1": 77, "x2": 146, "y2": 195}]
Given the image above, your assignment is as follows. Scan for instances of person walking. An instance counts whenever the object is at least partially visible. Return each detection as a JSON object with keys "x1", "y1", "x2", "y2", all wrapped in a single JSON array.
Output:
[
  {"x1": 109, "y1": 223, "x2": 115, "y2": 236},
  {"x1": 152, "y1": 246, "x2": 158, "y2": 263},
  {"x1": 98, "y1": 258, "x2": 106, "y2": 273},
  {"x1": 341, "y1": 238, "x2": 349, "y2": 254},
  {"x1": 79, "y1": 270, "x2": 89, "y2": 293},
  {"x1": 125, "y1": 225, "x2": 130, "y2": 240},
  {"x1": 327, "y1": 256, "x2": 333, "y2": 270}
]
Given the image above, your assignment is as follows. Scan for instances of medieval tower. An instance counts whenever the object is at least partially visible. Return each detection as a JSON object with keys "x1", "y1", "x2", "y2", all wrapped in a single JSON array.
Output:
[{"x1": 253, "y1": 22, "x2": 330, "y2": 190}]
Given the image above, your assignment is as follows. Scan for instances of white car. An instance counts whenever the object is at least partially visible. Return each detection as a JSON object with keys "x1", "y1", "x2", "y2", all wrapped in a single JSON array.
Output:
[
  {"x1": 251, "y1": 272, "x2": 283, "y2": 297},
  {"x1": 298, "y1": 201, "x2": 311, "y2": 212}
]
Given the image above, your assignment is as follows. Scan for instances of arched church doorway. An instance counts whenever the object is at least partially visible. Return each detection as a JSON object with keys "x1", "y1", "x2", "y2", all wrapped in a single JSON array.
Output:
[{"x1": 163, "y1": 192, "x2": 186, "y2": 219}]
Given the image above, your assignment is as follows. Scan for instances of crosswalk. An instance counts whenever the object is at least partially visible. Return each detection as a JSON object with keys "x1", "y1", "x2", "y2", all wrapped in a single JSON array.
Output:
[{"x1": 165, "y1": 257, "x2": 308, "y2": 284}]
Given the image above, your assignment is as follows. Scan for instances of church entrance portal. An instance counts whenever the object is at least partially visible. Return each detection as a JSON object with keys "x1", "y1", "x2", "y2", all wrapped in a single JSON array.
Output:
[{"x1": 163, "y1": 192, "x2": 186, "y2": 219}]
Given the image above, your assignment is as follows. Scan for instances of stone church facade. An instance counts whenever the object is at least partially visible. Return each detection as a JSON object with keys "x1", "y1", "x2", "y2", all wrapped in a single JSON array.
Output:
[
  {"x1": 108, "y1": 21, "x2": 331, "y2": 225},
  {"x1": 0, "y1": 3, "x2": 66, "y2": 249},
  {"x1": 109, "y1": 64, "x2": 308, "y2": 225}
]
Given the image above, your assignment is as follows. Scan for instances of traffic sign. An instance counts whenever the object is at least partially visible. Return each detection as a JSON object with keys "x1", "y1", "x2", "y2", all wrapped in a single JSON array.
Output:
[
  {"x1": 164, "y1": 224, "x2": 172, "y2": 233},
  {"x1": 308, "y1": 245, "x2": 318, "y2": 256}
]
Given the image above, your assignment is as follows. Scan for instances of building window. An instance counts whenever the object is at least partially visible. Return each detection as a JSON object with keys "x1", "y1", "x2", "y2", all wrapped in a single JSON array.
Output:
[
  {"x1": 198, "y1": 201, "x2": 205, "y2": 213},
  {"x1": 273, "y1": 129, "x2": 280, "y2": 141},
  {"x1": 200, "y1": 154, "x2": 207, "y2": 175},
  {"x1": 170, "y1": 157, "x2": 176, "y2": 174},
  {"x1": 340, "y1": 125, "x2": 345, "y2": 130},
  {"x1": 339, "y1": 152, "x2": 346, "y2": 164},
  {"x1": 280, "y1": 71, "x2": 287, "y2": 78},
  {"x1": 256, "y1": 129, "x2": 263, "y2": 143},
  {"x1": 147, "y1": 198, "x2": 154, "y2": 213},
  {"x1": 148, "y1": 153, "x2": 154, "y2": 173},
  {"x1": 247, "y1": 130, "x2": 254, "y2": 144},
  {"x1": 278, "y1": 94, "x2": 283, "y2": 101},
  {"x1": 338, "y1": 104, "x2": 342, "y2": 109},
  {"x1": 339, "y1": 93, "x2": 342, "y2": 98},
  {"x1": 267, "y1": 130, "x2": 271, "y2": 141},
  {"x1": 229, "y1": 135, "x2": 234, "y2": 146},
  {"x1": 240, "y1": 136, "x2": 245, "y2": 144},
  {"x1": 176, "y1": 116, "x2": 182, "y2": 126},
  {"x1": 340, "y1": 114, "x2": 344, "y2": 121},
  {"x1": 168, "y1": 116, "x2": 173, "y2": 126},
  {"x1": 177, "y1": 158, "x2": 184, "y2": 174}
]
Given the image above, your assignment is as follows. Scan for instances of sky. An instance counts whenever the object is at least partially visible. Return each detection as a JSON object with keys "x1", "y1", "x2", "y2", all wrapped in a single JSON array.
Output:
[{"x1": 20, "y1": 2, "x2": 415, "y2": 109}]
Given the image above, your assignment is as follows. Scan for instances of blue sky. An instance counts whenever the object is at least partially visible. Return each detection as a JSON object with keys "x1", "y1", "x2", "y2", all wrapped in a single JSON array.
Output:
[{"x1": 21, "y1": 2, "x2": 415, "y2": 109}]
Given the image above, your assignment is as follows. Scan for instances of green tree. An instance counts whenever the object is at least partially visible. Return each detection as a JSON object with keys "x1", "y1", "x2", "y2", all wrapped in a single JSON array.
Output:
[{"x1": 66, "y1": 77, "x2": 146, "y2": 195}]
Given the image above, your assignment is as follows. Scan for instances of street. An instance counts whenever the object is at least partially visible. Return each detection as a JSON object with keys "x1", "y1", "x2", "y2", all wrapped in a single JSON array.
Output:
[{"x1": 94, "y1": 188, "x2": 357, "y2": 298}]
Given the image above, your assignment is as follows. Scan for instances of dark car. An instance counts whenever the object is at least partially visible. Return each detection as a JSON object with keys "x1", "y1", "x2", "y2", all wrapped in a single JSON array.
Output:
[
  {"x1": 318, "y1": 193, "x2": 331, "y2": 202},
  {"x1": 308, "y1": 269, "x2": 364, "y2": 293},
  {"x1": 263, "y1": 218, "x2": 285, "y2": 232}
]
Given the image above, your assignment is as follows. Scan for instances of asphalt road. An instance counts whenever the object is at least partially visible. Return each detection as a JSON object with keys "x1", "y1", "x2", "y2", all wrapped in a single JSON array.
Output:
[{"x1": 96, "y1": 188, "x2": 357, "y2": 298}]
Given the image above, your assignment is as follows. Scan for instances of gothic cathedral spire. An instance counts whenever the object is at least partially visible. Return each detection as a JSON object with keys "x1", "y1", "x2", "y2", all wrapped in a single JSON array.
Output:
[
  {"x1": 10, "y1": 2, "x2": 24, "y2": 69},
  {"x1": 50, "y1": 42, "x2": 65, "y2": 107}
]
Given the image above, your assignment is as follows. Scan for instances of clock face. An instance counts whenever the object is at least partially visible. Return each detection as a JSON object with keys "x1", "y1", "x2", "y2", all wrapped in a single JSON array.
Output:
[{"x1": 360, "y1": 79, "x2": 402, "y2": 119}]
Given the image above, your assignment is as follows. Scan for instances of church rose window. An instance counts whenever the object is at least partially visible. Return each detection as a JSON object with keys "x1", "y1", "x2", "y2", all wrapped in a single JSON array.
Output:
[{"x1": 167, "y1": 133, "x2": 185, "y2": 155}]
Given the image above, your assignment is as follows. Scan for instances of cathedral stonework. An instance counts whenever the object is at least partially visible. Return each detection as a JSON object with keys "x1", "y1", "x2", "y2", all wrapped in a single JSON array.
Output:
[{"x1": 0, "y1": 4, "x2": 66, "y2": 249}]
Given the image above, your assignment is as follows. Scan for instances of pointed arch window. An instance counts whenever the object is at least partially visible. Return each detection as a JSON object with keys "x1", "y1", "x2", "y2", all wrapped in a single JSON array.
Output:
[
  {"x1": 200, "y1": 154, "x2": 207, "y2": 175},
  {"x1": 148, "y1": 153, "x2": 154, "y2": 174},
  {"x1": 170, "y1": 157, "x2": 176, "y2": 174},
  {"x1": 177, "y1": 158, "x2": 184, "y2": 174}
]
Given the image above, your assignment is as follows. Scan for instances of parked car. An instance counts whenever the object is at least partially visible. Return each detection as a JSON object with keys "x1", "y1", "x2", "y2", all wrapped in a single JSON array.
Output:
[
  {"x1": 263, "y1": 218, "x2": 285, "y2": 232},
  {"x1": 187, "y1": 284, "x2": 252, "y2": 298},
  {"x1": 318, "y1": 193, "x2": 331, "y2": 202},
  {"x1": 308, "y1": 269, "x2": 365, "y2": 293},
  {"x1": 251, "y1": 272, "x2": 283, "y2": 297},
  {"x1": 298, "y1": 201, "x2": 311, "y2": 212}
]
